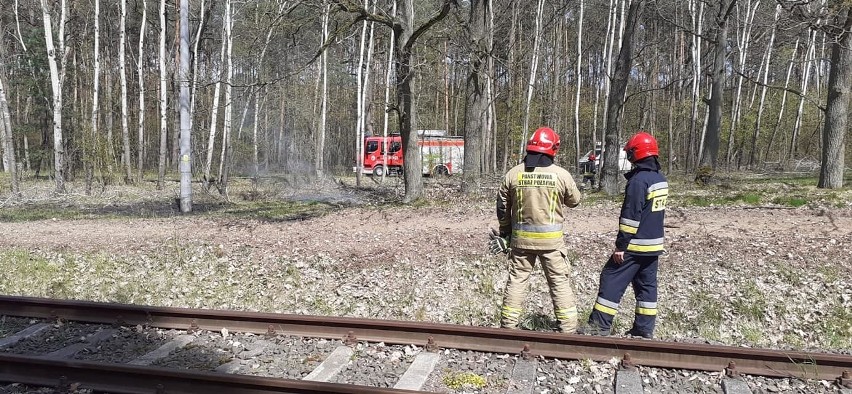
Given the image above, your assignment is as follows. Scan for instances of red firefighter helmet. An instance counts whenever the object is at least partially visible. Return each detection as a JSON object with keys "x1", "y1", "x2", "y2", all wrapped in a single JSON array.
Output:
[
  {"x1": 624, "y1": 131, "x2": 659, "y2": 162},
  {"x1": 588, "y1": 153, "x2": 596, "y2": 161},
  {"x1": 526, "y1": 127, "x2": 560, "y2": 157}
]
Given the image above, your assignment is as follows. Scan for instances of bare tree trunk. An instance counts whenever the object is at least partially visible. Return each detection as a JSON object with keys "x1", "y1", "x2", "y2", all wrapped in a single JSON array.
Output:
[
  {"x1": 601, "y1": 0, "x2": 643, "y2": 195},
  {"x1": 317, "y1": 2, "x2": 329, "y2": 179},
  {"x1": 0, "y1": 74, "x2": 19, "y2": 195},
  {"x1": 486, "y1": 1, "x2": 496, "y2": 174},
  {"x1": 501, "y1": 1, "x2": 518, "y2": 174},
  {"x1": 354, "y1": 1, "x2": 366, "y2": 185},
  {"x1": 277, "y1": 84, "x2": 287, "y2": 166},
  {"x1": 726, "y1": 0, "x2": 759, "y2": 166},
  {"x1": 699, "y1": 0, "x2": 737, "y2": 175},
  {"x1": 204, "y1": 19, "x2": 226, "y2": 187},
  {"x1": 40, "y1": 0, "x2": 67, "y2": 193},
  {"x1": 136, "y1": 0, "x2": 147, "y2": 183},
  {"x1": 157, "y1": 0, "x2": 168, "y2": 189},
  {"x1": 189, "y1": 0, "x2": 206, "y2": 133},
  {"x1": 818, "y1": 8, "x2": 852, "y2": 189},
  {"x1": 791, "y1": 28, "x2": 818, "y2": 160},
  {"x1": 574, "y1": 0, "x2": 585, "y2": 169},
  {"x1": 120, "y1": 0, "x2": 133, "y2": 182},
  {"x1": 461, "y1": 0, "x2": 492, "y2": 193},
  {"x1": 88, "y1": 0, "x2": 101, "y2": 195},
  {"x1": 518, "y1": 0, "x2": 545, "y2": 159},
  {"x1": 747, "y1": 4, "x2": 779, "y2": 167},
  {"x1": 218, "y1": 0, "x2": 234, "y2": 196},
  {"x1": 381, "y1": 1, "x2": 397, "y2": 183},
  {"x1": 687, "y1": 0, "x2": 704, "y2": 172},
  {"x1": 178, "y1": 0, "x2": 192, "y2": 212},
  {"x1": 252, "y1": 12, "x2": 278, "y2": 186},
  {"x1": 767, "y1": 37, "x2": 799, "y2": 163},
  {"x1": 597, "y1": 0, "x2": 618, "y2": 144}
]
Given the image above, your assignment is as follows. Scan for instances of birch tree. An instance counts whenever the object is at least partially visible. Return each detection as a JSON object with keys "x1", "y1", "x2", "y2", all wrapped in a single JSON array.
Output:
[
  {"x1": 204, "y1": 20, "x2": 227, "y2": 187},
  {"x1": 317, "y1": 2, "x2": 330, "y2": 179},
  {"x1": 136, "y1": 0, "x2": 147, "y2": 182},
  {"x1": 353, "y1": 1, "x2": 365, "y2": 184},
  {"x1": 747, "y1": 4, "x2": 779, "y2": 167},
  {"x1": 381, "y1": 1, "x2": 397, "y2": 183},
  {"x1": 518, "y1": 0, "x2": 545, "y2": 159},
  {"x1": 178, "y1": 0, "x2": 192, "y2": 212},
  {"x1": 0, "y1": 74, "x2": 18, "y2": 195},
  {"x1": 40, "y1": 0, "x2": 68, "y2": 193},
  {"x1": 157, "y1": 0, "x2": 168, "y2": 189},
  {"x1": 791, "y1": 28, "x2": 818, "y2": 160},
  {"x1": 573, "y1": 0, "x2": 585, "y2": 166},
  {"x1": 218, "y1": 0, "x2": 234, "y2": 195},
  {"x1": 119, "y1": 0, "x2": 132, "y2": 182},
  {"x1": 87, "y1": 0, "x2": 101, "y2": 194},
  {"x1": 726, "y1": 0, "x2": 759, "y2": 165},
  {"x1": 687, "y1": 0, "x2": 704, "y2": 171},
  {"x1": 189, "y1": 0, "x2": 207, "y2": 133}
]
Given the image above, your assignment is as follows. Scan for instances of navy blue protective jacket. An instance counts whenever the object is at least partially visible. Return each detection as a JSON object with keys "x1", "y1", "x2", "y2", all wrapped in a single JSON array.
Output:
[{"x1": 615, "y1": 158, "x2": 668, "y2": 255}]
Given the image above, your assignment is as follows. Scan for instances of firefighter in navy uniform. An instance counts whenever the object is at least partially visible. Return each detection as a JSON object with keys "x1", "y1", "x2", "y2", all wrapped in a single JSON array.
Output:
[
  {"x1": 488, "y1": 126, "x2": 583, "y2": 333},
  {"x1": 579, "y1": 131, "x2": 668, "y2": 338}
]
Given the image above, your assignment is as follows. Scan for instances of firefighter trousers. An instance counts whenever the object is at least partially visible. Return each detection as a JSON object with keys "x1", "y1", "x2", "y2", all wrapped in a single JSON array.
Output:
[
  {"x1": 500, "y1": 248, "x2": 578, "y2": 332},
  {"x1": 587, "y1": 253, "x2": 659, "y2": 335}
]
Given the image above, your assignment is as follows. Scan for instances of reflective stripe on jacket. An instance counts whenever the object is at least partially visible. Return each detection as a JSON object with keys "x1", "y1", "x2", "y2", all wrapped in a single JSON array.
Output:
[
  {"x1": 497, "y1": 164, "x2": 582, "y2": 250},
  {"x1": 615, "y1": 158, "x2": 667, "y2": 256}
]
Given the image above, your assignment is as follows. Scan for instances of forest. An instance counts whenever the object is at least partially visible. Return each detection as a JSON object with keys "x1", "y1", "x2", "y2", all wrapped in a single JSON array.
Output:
[{"x1": 0, "y1": 0, "x2": 850, "y2": 206}]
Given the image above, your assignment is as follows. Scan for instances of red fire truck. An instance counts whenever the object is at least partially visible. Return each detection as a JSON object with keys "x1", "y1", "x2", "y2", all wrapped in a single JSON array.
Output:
[{"x1": 361, "y1": 130, "x2": 464, "y2": 177}]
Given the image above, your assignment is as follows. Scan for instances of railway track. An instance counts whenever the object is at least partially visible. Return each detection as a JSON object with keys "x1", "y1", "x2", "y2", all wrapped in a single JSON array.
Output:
[{"x1": 0, "y1": 295, "x2": 849, "y2": 393}]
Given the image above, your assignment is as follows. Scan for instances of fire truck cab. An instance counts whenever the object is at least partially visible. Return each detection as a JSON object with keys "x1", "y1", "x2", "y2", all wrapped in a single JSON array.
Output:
[{"x1": 362, "y1": 130, "x2": 464, "y2": 177}]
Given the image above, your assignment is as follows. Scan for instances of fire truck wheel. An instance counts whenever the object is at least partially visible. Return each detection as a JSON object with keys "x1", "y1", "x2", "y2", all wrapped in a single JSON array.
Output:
[
  {"x1": 433, "y1": 165, "x2": 450, "y2": 177},
  {"x1": 373, "y1": 165, "x2": 385, "y2": 177}
]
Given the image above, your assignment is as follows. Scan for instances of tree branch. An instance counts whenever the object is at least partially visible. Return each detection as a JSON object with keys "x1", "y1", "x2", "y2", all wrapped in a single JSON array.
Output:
[
  {"x1": 732, "y1": 67, "x2": 826, "y2": 112},
  {"x1": 404, "y1": 0, "x2": 458, "y2": 52}
]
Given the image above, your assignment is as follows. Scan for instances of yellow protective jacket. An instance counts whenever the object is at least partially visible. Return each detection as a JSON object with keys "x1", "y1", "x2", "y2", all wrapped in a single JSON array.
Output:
[{"x1": 497, "y1": 163, "x2": 582, "y2": 250}]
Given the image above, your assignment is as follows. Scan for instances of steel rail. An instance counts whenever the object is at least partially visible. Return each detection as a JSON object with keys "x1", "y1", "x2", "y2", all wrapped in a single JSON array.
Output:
[
  {"x1": 1, "y1": 295, "x2": 850, "y2": 381},
  {"x1": 0, "y1": 353, "x2": 423, "y2": 394}
]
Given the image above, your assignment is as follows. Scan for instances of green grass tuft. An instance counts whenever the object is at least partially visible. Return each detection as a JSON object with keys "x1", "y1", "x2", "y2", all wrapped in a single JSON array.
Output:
[{"x1": 443, "y1": 371, "x2": 487, "y2": 390}]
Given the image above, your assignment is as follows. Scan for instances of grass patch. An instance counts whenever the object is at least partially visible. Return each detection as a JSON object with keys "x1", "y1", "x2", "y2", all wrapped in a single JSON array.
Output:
[
  {"x1": 689, "y1": 291, "x2": 723, "y2": 332},
  {"x1": 0, "y1": 205, "x2": 88, "y2": 222},
  {"x1": 519, "y1": 313, "x2": 557, "y2": 331},
  {"x1": 770, "y1": 196, "x2": 809, "y2": 207},
  {"x1": 218, "y1": 200, "x2": 336, "y2": 222},
  {"x1": 739, "y1": 323, "x2": 765, "y2": 344},
  {"x1": 442, "y1": 371, "x2": 487, "y2": 390},
  {"x1": 819, "y1": 304, "x2": 852, "y2": 348},
  {"x1": 773, "y1": 262, "x2": 802, "y2": 286},
  {"x1": 730, "y1": 281, "x2": 767, "y2": 321}
]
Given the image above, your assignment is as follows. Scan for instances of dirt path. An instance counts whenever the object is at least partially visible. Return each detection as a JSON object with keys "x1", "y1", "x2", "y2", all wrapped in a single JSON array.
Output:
[{"x1": 2, "y1": 203, "x2": 849, "y2": 263}]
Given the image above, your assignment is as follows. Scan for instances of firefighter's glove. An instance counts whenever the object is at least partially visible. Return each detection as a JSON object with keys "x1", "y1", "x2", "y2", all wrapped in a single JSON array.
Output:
[{"x1": 488, "y1": 229, "x2": 511, "y2": 255}]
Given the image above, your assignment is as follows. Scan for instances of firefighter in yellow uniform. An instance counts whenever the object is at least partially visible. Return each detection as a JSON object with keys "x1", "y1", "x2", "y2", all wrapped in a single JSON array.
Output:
[{"x1": 489, "y1": 126, "x2": 583, "y2": 333}]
